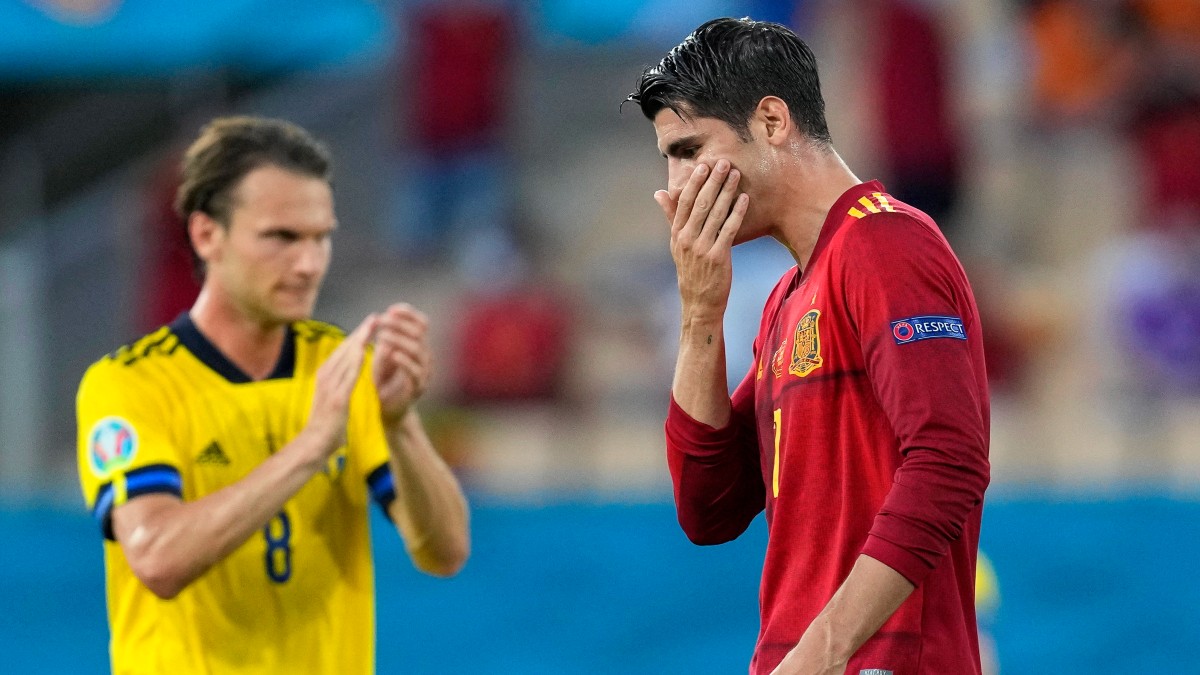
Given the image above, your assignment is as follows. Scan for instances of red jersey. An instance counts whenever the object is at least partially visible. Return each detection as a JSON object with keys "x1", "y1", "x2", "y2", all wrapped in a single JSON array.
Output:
[{"x1": 665, "y1": 181, "x2": 990, "y2": 675}]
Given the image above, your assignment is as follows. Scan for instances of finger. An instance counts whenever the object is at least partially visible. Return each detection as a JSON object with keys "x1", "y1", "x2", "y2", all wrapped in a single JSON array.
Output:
[
  {"x1": 697, "y1": 168, "x2": 742, "y2": 245},
  {"x1": 653, "y1": 190, "x2": 676, "y2": 224},
  {"x1": 373, "y1": 318, "x2": 431, "y2": 357},
  {"x1": 324, "y1": 314, "x2": 377, "y2": 369},
  {"x1": 375, "y1": 350, "x2": 427, "y2": 401},
  {"x1": 376, "y1": 307, "x2": 428, "y2": 339},
  {"x1": 376, "y1": 338, "x2": 434, "y2": 381},
  {"x1": 387, "y1": 348, "x2": 426, "y2": 379},
  {"x1": 386, "y1": 350, "x2": 428, "y2": 394},
  {"x1": 382, "y1": 303, "x2": 428, "y2": 324},
  {"x1": 346, "y1": 314, "x2": 379, "y2": 346},
  {"x1": 714, "y1": 193, "x2": 749, "y2": 249},
  {"x1": 373, "y1": 331, "x2": 428, "y2": 370},
  {"x1": 328, "y1": 315, "x2": 376, "y2": 389},
  {"x1": 682, "y1": 159, "x2": 731, "y2": 240},
  {"x1": 375, "y1": 329, "x2": 426, "y2": 354},
  {"x1": 673, "y1": 163, "x2": 711, "y2": 234}
]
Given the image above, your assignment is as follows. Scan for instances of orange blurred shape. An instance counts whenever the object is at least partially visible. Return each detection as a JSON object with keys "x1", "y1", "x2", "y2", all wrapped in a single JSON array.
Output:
[{"x1": 1026, "y1": 0, "x2": 1125, "y2": 119}]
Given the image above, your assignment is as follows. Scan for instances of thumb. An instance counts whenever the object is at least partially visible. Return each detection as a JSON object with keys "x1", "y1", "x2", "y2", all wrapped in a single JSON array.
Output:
[{"x1": 653, "y1": 189, "x2": 677, "y2": 223}]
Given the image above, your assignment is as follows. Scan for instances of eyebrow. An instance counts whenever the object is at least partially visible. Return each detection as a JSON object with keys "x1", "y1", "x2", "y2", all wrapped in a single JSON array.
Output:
[{"x1": 661, "y1": 134, "x2": 703, "y2": 159}]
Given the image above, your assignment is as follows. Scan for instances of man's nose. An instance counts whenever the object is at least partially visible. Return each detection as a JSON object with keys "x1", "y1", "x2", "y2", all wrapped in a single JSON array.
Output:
[
  {"x1": 294, "y1": 240, "x2": 326, "y2": 276},
  {"x1": 666, "y1": 160, "x2": 688, "y2": 196}
]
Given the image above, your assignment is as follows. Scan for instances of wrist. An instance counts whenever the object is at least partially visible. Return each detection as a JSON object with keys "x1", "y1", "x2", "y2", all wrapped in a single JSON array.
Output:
[
  {"x1": 680, "y1": 306, "x2": 726, "y2": 330},
  {"x1": 813, "y1": 606, "x2": 856, "y2": 665},
  {"x1": 380, "y1": 406, "x2": 414, "y2": 437},
  {"x1": 680, "y1": 313, "x2": 725, "y2": 347},
  {"x1": 293, "y1": 425, "x2": 341, "y2": 468},
  {"x1": 791, "y1": 615, "x2": 851, "y2": 670}
]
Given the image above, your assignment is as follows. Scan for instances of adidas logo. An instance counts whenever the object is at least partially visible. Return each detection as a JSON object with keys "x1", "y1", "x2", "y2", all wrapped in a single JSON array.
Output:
[{"x1": 196, "y1": 441, "x2": 230, "y2": 466}]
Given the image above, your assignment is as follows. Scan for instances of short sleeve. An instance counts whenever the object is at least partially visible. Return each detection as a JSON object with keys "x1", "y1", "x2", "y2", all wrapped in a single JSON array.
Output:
[{"x1": 76, "y1": 360, "x2": 184, "y2": 540}]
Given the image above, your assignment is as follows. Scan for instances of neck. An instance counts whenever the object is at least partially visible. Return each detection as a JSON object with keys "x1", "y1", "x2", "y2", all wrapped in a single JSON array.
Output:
[
  {"x1": 767, "y1": 146, "x2": 860, "y2": 269},
  {"x1": 189, "y1": 285, "x2": 288, "y2": 381}
]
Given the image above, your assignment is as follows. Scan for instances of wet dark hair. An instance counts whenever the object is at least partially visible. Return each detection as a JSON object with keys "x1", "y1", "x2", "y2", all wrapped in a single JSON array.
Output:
[
  {"x1": 627, "y1": 17, "x2": 831, "y2": 145},
  {"x1": 175, "y1": 116, "x2": 332, "y2": 273}
]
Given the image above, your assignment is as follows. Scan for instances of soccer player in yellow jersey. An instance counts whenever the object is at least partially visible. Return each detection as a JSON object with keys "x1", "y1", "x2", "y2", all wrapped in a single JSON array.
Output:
[{"x1": 75, "y1": 116, "x2": 470, "y2": 674}]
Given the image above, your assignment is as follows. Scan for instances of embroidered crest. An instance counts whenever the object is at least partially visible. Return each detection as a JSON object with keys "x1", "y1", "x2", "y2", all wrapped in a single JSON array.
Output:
[{"x1": 789, "y1": 310, "x2": 823, "y2": 377}]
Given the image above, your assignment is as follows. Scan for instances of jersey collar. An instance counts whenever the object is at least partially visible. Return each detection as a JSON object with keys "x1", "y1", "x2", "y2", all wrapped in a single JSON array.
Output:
[
  {"x1": 169, "y1": 312, "x2": 297, "y2": 383},
  {"x1": 802, "y1": 179, "x2": 886, "y2": 278}
]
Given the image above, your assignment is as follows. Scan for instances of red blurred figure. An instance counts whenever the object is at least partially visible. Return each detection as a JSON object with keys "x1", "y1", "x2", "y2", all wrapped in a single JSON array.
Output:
[
  {"x1": 451, "y1": 284, "x2": 572, "y2": 403},
  {"x1": 139, "y1": 154, "x2": 199, "y2": 332}
]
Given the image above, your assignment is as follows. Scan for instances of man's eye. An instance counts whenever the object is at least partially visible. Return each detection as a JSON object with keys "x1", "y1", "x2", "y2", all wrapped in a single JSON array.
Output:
[{"x1": 680, "y1": 146, "x2": 698, "y2": 159}]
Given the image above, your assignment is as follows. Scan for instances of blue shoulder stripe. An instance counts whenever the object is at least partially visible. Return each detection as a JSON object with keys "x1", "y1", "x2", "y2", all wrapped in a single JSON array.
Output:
[
  {"x1": 91, "y1": 463, "x2": 183, "y2": 541},
  {"x1": 366, "y1": 462, "x2": 396, "y2": 514}
]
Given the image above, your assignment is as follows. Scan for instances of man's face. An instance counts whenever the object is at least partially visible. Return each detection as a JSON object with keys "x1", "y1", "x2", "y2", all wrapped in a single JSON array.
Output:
[
  {"x1": 653, "y1": 107, "x2": 764, "y2": 242},
  {"x1": 200, "y1": 165, "x2": 335, "y2": 325}
]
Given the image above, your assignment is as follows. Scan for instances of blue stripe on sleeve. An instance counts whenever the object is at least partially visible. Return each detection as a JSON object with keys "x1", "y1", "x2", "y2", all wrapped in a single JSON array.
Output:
[
  {"x1": 367, "y1": 462, "x2": 396, "y2": 513},
  {"x1": 90, "y1": 463, "x2": 183, "y2": 541},
  {"x1": 125, "y1": 466, "x2": 183, "y2": 497},
  {"x1": 92, "y1": 484, "x2": 115, "y2": 530}
]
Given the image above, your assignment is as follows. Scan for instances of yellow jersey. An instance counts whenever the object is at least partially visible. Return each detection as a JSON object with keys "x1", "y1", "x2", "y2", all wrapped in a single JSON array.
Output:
[{"x1": 76, "y1": 314, "x2": 395, "y2": 675}]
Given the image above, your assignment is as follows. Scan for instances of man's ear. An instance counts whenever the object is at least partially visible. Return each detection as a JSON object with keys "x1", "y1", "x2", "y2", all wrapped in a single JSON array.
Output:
[
  {"x1": 189, "y1": 211, "x2": 224, "y2": 264},
  {"x1": 752, "y1": 96, "x2": 792, "y2": 146}
]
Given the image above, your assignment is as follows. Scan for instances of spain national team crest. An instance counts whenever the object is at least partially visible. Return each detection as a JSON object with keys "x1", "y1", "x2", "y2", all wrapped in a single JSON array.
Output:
[
  {"x1": 789, "y1": 310, "x2": 823, "y2": 377},
  {"x1": 89, "y1": 416, "x2": 138, "y2": 477}
]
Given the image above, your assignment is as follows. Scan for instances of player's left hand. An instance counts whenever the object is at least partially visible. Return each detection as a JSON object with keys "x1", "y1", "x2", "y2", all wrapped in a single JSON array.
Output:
[{"x1": 371, "y1": 303, "x2": 431, "y2": 425}]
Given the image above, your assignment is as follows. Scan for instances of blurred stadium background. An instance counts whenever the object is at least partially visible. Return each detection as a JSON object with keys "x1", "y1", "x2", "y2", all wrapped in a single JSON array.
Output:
[{"x1": 2, "y1": 0, "x2": 1199, "y2": 672}]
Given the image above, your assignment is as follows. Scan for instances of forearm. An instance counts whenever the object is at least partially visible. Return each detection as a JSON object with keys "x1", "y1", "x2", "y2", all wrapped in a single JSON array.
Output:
[
  {"x1": 865, "y1": 443, "x2": 990, "y2": 585},
  {"x1": 815, "y1": 555, "x2": 915, "y2": 659},
  {"x1": 384, "y1": 409, "x2": 470, "y2": 577},
  {"x1": 775, "y1": 555, "x2": 915, "y2": 673},
  {"x1": 671, "y1": 312, "x2": 732, "y2": 428},
  {"x1": 115, "y1": 428, "x2": 332, "y2": 598},
  {"x1": 666, "y1": 395, "x2": 764, "y2": 545}
]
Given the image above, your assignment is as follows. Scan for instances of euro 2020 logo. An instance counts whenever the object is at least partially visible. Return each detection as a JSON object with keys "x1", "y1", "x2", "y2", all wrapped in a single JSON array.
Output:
[{"x1": 89, "y1": 416, "x2": 138, "y2": 477}]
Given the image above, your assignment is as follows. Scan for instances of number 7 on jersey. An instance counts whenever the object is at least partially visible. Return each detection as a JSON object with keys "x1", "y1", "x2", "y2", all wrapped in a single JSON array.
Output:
[{"x1": 772, "y1": 408, "x2": 781, "y2": 498}]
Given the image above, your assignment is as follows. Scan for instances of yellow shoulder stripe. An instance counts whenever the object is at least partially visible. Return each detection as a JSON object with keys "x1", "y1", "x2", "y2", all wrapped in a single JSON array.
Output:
[{"x1": 847, "y1": 192, "x2": 896, "y2": 219}]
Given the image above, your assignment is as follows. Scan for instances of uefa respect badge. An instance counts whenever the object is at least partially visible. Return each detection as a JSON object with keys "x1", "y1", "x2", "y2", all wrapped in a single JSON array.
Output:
[
  {"x1": 890, "y1": 315, "x2": 967, "y2": 345},
  {"x1": 89, "y1": 416, "x2": 138, "y2": 477}
]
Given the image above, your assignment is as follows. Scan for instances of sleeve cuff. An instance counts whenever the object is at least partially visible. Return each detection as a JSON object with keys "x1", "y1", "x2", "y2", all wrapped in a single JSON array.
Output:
[
  {"x1": 91, "y1": 464, "x2": 183, "y2": 541},
  {"x1": 366, "y1": 462, "x2": 397, "y2": 515},
  {"x1": 861, "y1": 534, "x2": 936, "y2": 587},
  {"x1": 665, "y1": 393, "x2": 742, "y2": 456}
]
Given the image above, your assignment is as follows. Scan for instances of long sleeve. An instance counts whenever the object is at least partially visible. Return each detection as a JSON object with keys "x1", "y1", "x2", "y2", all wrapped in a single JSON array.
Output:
[
  {"x1": 665, "y1": 368, "x2": 765, "y2": 545},
  {"x1": 840, "y1": 212, "x2": 990, "y2": 586}
]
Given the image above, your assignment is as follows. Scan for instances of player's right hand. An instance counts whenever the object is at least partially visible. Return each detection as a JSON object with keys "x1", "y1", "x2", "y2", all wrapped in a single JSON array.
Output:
[
  {"x1": 305, "y1": 314, "x2": 378, "y2": 456},
  {"x1": 654, "y1": 159, "x2": 748, "y2": 321}
]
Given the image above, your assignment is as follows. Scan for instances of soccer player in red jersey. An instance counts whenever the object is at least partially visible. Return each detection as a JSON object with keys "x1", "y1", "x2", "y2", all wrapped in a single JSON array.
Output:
[{"x1": 628, "y1": 18, "x2": 990, "y2": 675}]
